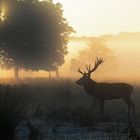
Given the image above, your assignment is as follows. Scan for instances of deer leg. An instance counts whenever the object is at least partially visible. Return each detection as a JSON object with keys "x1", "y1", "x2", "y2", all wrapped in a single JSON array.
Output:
[
  {"x1": 123, "y1": 97, "x2": 135, "y2": 116},
  {"x1": 129, "y1": 99, "x2": 135, "y2": 116},
  {"x1": 99, "y1": 100, "x2": 102, "y2": 113},
  {"x1": 123, "y1": 98, "x2": 130, "y2": 115},
  {"x1": 132, "y1": 102, "x2": 135, "y2": 116},
  {"x1": 99, "y1": 100, "x2": 104, "y2": 115},
  {"x1": 102, "y1": 100, "x2": 105, "y2": 115}
]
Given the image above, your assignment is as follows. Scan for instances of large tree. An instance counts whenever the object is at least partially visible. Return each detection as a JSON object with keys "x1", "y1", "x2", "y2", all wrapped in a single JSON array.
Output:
[{"x1": 0, "y1": 0, "x2": 73, "y2": 79}]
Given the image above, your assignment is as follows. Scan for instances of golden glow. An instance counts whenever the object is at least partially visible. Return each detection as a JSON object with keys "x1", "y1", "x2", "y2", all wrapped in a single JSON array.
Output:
[
  {"x1": 0, "y1": 11, "x2": 5, "y2": 21},
  {"x1": 53, "y1": 0, "x2": 140, "y2": 36},
  {"x1": 0, "y1": 10, "x2": 6, "y2": 21},
  {"x1": 0, "y1": 3, "x2": 7, "y2": 22}
]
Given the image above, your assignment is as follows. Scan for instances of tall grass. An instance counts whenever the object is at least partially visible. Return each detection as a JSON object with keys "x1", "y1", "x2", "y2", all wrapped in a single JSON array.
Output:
[
  {"x1": 0, "y1": 78, "x2": 139, "y2": 139},
  {"x1": 0, "y1": 84, "x2": 24, "y2": 140}
]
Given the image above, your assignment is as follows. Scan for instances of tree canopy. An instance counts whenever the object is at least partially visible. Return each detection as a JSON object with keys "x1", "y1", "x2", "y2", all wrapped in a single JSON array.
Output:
[{"x1": 0, "y1": 0, "x2": 73, "y2": 77}]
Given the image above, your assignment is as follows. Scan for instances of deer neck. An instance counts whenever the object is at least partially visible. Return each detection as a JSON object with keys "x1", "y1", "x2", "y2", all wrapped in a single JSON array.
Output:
[{"x1": 83, "y1": 79, "x2": 97, "y2": 94}]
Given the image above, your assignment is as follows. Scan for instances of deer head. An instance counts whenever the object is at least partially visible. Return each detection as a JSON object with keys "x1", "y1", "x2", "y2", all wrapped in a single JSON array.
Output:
[{"x1": 76, "y1": 57, "x2": 104, "y2": 86}]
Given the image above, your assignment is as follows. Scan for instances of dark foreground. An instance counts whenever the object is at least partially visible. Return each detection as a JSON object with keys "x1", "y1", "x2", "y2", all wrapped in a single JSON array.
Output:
[{"x1": 0, "y1": 78, "x2": 140, "y2": 140}]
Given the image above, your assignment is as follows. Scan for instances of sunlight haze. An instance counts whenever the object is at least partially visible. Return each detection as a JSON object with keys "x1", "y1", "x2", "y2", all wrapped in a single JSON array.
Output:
[{"x1": 53, "y1": 0, "x2": 140, "y2": 36}]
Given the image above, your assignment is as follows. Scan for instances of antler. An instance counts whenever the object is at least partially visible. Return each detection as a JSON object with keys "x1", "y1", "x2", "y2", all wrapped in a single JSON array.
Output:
[
  {"x1": 77, "y1": 57, "x2": 104, "y2": 76},
  {"x1": 77, "y1": 68, "x2": 85, "y2": 75},
  {"x1": 86, "y1": 64, "x2": 91, "y2": 72},
  {"x1": 87, "y1": 57, "x2": 104, "y2": 75}
]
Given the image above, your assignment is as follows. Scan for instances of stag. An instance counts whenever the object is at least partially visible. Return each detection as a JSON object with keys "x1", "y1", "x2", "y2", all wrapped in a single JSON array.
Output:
[{"x1": 76, "y1": 58, "x2": 135, "y2": 116}]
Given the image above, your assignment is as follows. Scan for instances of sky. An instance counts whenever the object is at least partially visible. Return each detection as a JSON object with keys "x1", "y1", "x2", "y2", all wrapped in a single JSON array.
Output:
[{"x1": 53, "y1": 0, "x2": 140, "y2": 36}]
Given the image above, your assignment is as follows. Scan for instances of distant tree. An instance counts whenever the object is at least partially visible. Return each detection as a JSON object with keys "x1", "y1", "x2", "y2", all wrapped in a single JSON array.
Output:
[
  {"x1": 0, "y1": 0, "x2": 73, "y2": 79},
  {"x1": 70, "y1": 38, "x2": 117, "y2": 76}
]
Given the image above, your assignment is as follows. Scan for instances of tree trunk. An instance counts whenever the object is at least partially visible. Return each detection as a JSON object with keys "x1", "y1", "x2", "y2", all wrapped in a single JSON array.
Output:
[
  {"x1": 15, "y1": 65, "x2": 19, "y2": 80},
  {"x1": 48, "y1": 71, "x2": 51, "y2": 78},
  {"x1": 56, "y1": 69, "x2": 59, "y2": 78}
]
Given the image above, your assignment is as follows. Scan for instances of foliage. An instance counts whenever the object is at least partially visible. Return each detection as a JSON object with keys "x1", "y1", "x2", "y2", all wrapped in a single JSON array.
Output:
[{"x1": 0, "y1": 0, "x2": 73, "y2": 72}]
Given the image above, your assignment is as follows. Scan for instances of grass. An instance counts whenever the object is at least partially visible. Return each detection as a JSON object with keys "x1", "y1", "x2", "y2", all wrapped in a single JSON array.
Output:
[
  {"x1": 0, "y1": 78, "x2": 140, "y2": 139},
  {"x1": 0, "y1": 84, "x2": 24, "y2": 140}
]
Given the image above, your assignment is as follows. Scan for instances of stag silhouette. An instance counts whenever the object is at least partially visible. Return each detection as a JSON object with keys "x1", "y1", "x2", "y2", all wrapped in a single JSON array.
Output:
[{"x1": 76, "y1": 57, "x2": 135, "y2": 116}]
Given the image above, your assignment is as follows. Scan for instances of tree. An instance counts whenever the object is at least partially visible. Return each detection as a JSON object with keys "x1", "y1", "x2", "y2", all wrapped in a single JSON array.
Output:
[
  {"x1": 0, "y1": 0, "x2": 73, "y2": 79},
  {"x1": 70, "y1": 38, "x2": 117, "y2": 77}
]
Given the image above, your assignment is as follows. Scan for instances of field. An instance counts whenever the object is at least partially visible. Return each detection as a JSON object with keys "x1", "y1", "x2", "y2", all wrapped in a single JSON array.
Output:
[{"x1": 0, "y1": 78, "x2": 140, "y2": 140}]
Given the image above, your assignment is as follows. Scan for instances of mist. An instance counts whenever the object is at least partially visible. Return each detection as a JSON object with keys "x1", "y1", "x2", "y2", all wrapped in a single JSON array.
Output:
[
  {"x1": 61, "y1": 32, "x2": 140, "y2": 84},
  {"x1": 0, "y1": 32, "x2": 140, "y2": 84}
]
